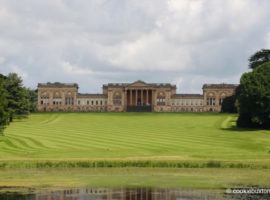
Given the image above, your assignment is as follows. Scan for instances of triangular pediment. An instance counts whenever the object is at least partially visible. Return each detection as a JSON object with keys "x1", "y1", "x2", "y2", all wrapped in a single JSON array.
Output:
[{"x1": 128, "y1": 80, "x2": 149, "y2": 87}]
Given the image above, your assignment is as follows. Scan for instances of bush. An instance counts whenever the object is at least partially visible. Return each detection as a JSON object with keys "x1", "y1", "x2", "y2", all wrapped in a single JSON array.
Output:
[
  {"x1": 221, "y1": 95, "x2": 237, "y2": 113},
  {"x1": 237, "y1": 62, "x2": 270, "y2": 129}
]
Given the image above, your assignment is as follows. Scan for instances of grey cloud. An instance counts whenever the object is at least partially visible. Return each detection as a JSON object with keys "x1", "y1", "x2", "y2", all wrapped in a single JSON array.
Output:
[{"x1": 0, "y1": 0, "x2": 270, "y2": 94}]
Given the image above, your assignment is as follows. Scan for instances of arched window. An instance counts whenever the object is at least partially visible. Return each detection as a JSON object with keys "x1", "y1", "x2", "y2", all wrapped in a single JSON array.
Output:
[
  {"x1": 65, "y1": 92, "x2": 74, "y2": 105},
  {"x1": 41, "y1": 92, "x2": 50, "y2": 105},
  {"x1": 157, "y1": 92, "x2": 166, "y2": 105},
  {"x1": 113, "y1": 92, "x2": 122, "y2": 105},
  {"x1": 53, "y1": 91, "x2": 62, "y2": 105},
  {"x1": 219, "y1": 92, "x2": 226, "y2": 105},
  {"x1": 207, "y1": 93, "x2": 215, "y2": 106}
]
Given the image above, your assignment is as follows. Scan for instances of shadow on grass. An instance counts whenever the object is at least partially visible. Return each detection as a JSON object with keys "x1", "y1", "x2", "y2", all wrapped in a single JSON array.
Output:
[
  {"x1": 220, "y1": 115, "x2": 270, "y2": 132},
  {"x1": 11, "y1": 115, "x2": 29, "y2": 122},
  {"x1": 221, "y1": 126, "x2": 260, "y2": 132}
]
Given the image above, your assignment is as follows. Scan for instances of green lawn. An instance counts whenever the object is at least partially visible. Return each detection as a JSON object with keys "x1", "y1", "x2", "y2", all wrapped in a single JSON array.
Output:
[
  {"x1": 0, "y1": 112, "x2": 270, "y2": 162},
  {"x1": 2, "y1": 168, "x2": 270, "y2": 189},
  {"x1": 1, "y1": 112, "x2": 270, "y2": 189}
]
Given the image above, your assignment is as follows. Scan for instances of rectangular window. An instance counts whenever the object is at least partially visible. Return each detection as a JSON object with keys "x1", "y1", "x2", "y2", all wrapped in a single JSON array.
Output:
[
  {"x1": 207, "y1": 98, "x2": 216, "y2": 106},
  {"x1": 53, "y1": 98, "x2": 62, "y2": 105},
  {"x1": 41, "y1": 97, "x2": 50, "y2": 105},
  {"x1": 65, "y1": 97, "x2": 74, "y2": 105},
  {"x1": 157, "y1": 98, "x2": 165, "y2": 105}
]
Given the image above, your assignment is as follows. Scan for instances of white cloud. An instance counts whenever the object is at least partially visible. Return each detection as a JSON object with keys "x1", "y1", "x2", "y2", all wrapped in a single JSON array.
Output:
[
  {"x1": 0, "y1": 0, "x2": 270, "y2": 93},
  {"x1": 60, "y1": 61, "x2": 94, "y2": 76},
  {"x1": 8, "y1": 64, "x2": 28, "y2": 80},
  {"x1": 101, "y1": 31, "x2": 191, "y2": 71},
  {"x1": 0, "y1": 57, "x2": 5, "y2": 65}
]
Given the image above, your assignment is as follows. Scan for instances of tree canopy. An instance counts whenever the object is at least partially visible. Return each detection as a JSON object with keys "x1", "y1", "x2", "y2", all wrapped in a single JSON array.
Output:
[
  {"x1": 26, "y1": 88, "x2": 38, "y2": 113},
  {"x1": 221, "y1": 95, "x2": 237, "y2": 113},
  {"x1": 0, "y1": 73, "x2": 37, "y2": 134},
  {"x1": 4, "y1": 73, "x2": 30, "y2": 122},
  {"x1": 249, "y1": 49, "x2": 270, "y2": 69},
  {"x1": 237, "y1": 62, "x2": 270, "y2": 128},
  {"x1": 0, "y1": 75, "x2": 9, "y2": 134}
]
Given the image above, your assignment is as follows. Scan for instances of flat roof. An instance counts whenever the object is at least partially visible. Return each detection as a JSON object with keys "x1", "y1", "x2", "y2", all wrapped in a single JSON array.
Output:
[
  {"x1": 172, "y1": 94, "x2": 203, "y2": 99},
  {"x1": 38, "y1": 82, "x2": 78, "y2": 88},
  {"x1": 202, "y1": 83, "x2": 238, "y2": 89}
]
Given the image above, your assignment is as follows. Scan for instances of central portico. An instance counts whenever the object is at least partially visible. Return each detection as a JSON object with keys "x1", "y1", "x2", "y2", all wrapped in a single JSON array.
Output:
[
  {"x1": 125, "y1": 81, "x2": 154, "y2": 111},
  {"x1": 103, "y1": 80, "x2": 176, "y2": 112}
]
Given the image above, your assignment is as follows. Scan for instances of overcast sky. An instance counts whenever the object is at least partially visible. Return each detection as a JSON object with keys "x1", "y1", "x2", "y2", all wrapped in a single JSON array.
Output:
[{"x1": 1, "y1": 0, "x2": 270, "y2": 93}]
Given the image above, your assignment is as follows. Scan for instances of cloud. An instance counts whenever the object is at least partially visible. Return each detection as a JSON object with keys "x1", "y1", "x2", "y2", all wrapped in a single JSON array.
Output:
[{"x1": 0, "y1": 0, "x2": 270, "y2": 93}]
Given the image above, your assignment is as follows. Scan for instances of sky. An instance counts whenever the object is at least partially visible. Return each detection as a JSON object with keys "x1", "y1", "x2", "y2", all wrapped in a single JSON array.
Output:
[{"x1": 0, "y1": 0, "x2": 270, "y2": 94}]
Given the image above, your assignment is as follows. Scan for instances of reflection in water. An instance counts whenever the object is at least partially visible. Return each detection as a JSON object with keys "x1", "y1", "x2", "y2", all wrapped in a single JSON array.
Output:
[
  {"x1": 37, "y1": 188, "x2": 223, "y2": 200},
  {"x1": 0, "y1": 187, "x2": 267, "y2": 200}
]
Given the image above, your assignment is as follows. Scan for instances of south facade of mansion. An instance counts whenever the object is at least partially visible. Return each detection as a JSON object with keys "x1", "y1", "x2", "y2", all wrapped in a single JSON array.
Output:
[{"x1": 37, "y1": 80, "x2": 237, "y2": 112}]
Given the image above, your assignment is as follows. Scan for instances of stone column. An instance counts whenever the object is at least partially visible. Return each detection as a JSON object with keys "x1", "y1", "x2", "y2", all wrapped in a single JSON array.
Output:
[
  {"x1": 152, "y1": 90, "x2": 156, "y2": 105},
  {"x1": 124, "y1": 89, "x2": 127, "y2": 108},
  {"x1": 136, "y1": 90, "x2": 138, "y2": 106},
  {"x1": 140, "y1": 89, "x2": 143, "y2": 105},
  {"x1": 146, "y1": 89, "x2": 149, "y2": 105},
  {"x1": 130, "y1": 89, "x2": 132, "y2": 105}
]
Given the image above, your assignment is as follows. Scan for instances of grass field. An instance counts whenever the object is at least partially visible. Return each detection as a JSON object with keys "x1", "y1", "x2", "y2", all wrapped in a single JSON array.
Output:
[
  {"x1": 0, "y1": 113, "x2": 270, "y2": 162},
  {"x1": 1, "y1": 112, "x2": 270, "y2": 188},
  {"x1": 2, "y1": 168, "x2": 270, "y2": 189}
]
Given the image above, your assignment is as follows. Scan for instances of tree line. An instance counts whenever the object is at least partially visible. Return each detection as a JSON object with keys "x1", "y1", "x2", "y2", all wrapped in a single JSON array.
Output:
[
  {"x1": 0, "y1": 73, "x2": 37, "y2": 135},
  {"x1": 221, "y1": 49, "x2": 270, "y2": 129},
  {"x1": 1, "y1": 49, "x2": 269, "y2": 132}
]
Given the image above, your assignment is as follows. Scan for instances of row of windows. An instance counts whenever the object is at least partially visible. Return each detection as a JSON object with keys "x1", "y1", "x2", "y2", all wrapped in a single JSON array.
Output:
[
  {"x1": 41, "y1": 99, "x2": 106, "y2": 106},
  {"x1": 53, "y1": 98, "x2": 62, "y2": 105},
  {"x1": 172, "y1": 107, "x2": 203, "y2": 112},
  {"x1": 42, "y1": 98, "x2": 223, "y2": 106},
  {"x1": 171, "y1": 99, "x2": 203, "y2": 106},
  {"x1": 40, "y1": 97, "x2": 49, "y2": 105},
  {"x1": 78, "y1": 100, "x2": 107, "y2": 106},
  {"x1": 171, "y1": 102, "x2": 203, "y2": 106},
  {"x1": 77, "y1": 107, "x2": 107, "y2": 112},
  {"x1": 207, "y1": 98, "x2": 225, "y2": 106}
]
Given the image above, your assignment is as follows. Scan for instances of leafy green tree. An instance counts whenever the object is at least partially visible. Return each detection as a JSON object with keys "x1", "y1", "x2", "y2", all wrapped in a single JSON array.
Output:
[
  {"x1": 4, "y1": 73, "x2": 30, "y2": 122},
  {"x1": 26, "y1": 88, "x2": 38, "y2": 112},
  {"x1": 0, "y1": 74, "x2": 9, "y2": 134},
  {"x1": 221, "y1": 95, "x2": 237, "y2": 113},
  {"x1": 249, "y1": 49, "x2": 270, "y2": 69},
  {"x1": 237, "y1": 62, "x2": 270, "y2": 128}
]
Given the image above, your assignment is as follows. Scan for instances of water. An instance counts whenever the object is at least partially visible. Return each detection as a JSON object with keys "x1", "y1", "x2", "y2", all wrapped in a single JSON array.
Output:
[{"x1": 0, "y1": 187, "x2": 268, "y2": 200}]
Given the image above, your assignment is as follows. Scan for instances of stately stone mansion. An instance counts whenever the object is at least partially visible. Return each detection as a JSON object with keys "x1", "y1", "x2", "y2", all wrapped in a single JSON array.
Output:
[{"x1": 37, "y1": 80, "x2": 237, "y2": 112}]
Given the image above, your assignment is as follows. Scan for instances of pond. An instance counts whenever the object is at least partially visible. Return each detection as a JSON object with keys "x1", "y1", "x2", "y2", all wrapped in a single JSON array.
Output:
[{"x1": 0, "y1": 187, "x2": 267, "y2": 200}]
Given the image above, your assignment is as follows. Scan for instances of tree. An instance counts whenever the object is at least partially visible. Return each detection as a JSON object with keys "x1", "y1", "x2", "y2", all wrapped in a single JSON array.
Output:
[
  {"x1": 26, "y1": 88, "x2": 38, "y2": 112},
  {"x1": 0, "y1": 74, "x2": 9, "y2": 134},
  {"x1": 249, "y1": 49, "x2": 270, "y2": 69},
  {"x1": 237, "y1": 62, "x2": 270, "y2": 128},
  {"x1": 4, "y1": 73, "x2": 30, "y2": 122},
  {"x1": 221, "y1": 95, "x2": 237, "y2": 113}
]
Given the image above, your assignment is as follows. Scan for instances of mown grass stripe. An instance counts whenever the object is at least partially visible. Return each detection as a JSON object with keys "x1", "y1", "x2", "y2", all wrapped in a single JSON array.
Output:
[{"x1": 1, "y1": 113, "x2": 269, "y2": 163}]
